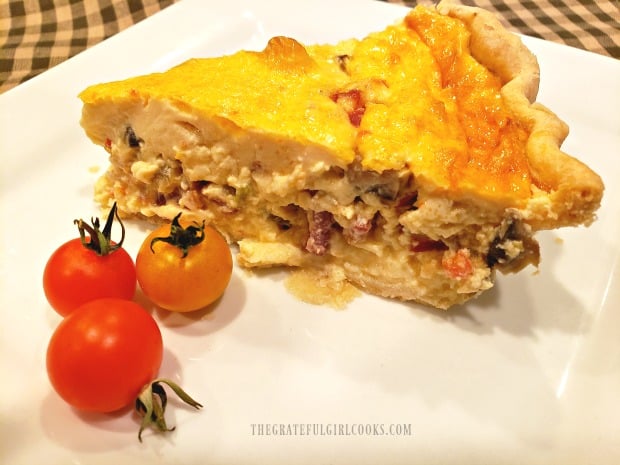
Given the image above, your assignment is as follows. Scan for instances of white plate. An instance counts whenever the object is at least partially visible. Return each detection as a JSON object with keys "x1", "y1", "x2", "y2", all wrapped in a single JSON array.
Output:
[{"x1": 1, "y1": 0, "x2": 619, "y2": 464}]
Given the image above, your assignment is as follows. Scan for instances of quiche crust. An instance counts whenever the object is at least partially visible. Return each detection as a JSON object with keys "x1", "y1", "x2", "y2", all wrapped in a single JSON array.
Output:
[
  {"x1": 79, "y1": 1, "x2": 603, "y2": 309},
  {"x1": 438, "y1": 1, "x2": 602, "y2": 229}
]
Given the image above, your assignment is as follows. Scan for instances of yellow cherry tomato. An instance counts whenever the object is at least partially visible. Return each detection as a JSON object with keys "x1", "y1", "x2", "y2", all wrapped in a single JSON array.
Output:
[{"x1": 136, "y1": 214, "x2": 232, "y2": 312}]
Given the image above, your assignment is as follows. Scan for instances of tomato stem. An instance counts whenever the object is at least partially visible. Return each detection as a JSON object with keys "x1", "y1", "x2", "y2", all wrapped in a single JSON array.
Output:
[
  {"x1": 135, "y1": 378, "x2": 203, "y2": 442},
  {"x1": 74, "y1": 202, "x2": 126, "y2": 256},
  {"x1": 150, "y1": 212, "x2": 205, "y2": 258}
]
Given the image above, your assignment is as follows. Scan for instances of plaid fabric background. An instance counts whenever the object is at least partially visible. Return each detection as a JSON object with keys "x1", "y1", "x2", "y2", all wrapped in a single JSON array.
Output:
[
  {"x1": 1, "y1": 0, "x2": 618, "y2": 94},
  {"x1": 0, "y1": 0, "x2": 176, "y2": 93}
]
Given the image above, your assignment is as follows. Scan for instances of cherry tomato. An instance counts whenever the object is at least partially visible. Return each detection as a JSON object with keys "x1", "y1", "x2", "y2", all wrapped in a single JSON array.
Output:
[
  {"x1": 43, "y1": 238, "x2": 136, "y2": 316},
  {"x1": 46, "y1": 298, "x2": 163, "y2": 413},
  {"x1": 136, "y1": 213, "x2": 232, "y2": 312},
  {"x1": 43, "y1": 203, "x2": 136, "y2": 316}
]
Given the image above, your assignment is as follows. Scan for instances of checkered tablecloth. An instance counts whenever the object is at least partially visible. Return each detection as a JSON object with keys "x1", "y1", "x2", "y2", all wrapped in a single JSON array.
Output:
[{"x1": 1, "y1": 0, "x2": 618, "y2": 94}]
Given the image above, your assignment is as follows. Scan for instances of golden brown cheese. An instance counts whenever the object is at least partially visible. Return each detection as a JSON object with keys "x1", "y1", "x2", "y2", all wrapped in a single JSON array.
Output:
[
  {"x1": 80, "y1": 37, "x2": 357, "y2": 163},
  {"x1": 80, "y1": 6, "x2": 530, "y2": 207},
  {"x1": 346, "y1": 8, "x2": 532, "y2": 204}
]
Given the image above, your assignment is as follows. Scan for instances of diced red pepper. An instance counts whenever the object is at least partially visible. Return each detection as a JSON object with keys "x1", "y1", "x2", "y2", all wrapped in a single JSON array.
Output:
[
  {"x1": 330, "y1": 89, "x2": 366, "y2": 127},
  {"x1": 442, "y1": 249, "x2": 474, "y2": 279}
]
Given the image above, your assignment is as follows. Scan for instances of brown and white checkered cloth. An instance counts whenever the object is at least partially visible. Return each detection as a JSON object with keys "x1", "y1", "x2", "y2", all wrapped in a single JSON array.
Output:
[{"x1": 1, "y1": 0, "x2": 618, "y2": 94}]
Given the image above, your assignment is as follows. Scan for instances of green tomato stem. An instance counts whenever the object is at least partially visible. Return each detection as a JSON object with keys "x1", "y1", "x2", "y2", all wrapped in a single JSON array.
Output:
[
  {"x1": 149, "y1": 212, "x2": 205, "y2": 258},
  {"x1": 135, "y1": 378, "x2": 203, "y2": 442},
  {"x1": 74, "y1": 202, "x2": 126, "y2": 256}
]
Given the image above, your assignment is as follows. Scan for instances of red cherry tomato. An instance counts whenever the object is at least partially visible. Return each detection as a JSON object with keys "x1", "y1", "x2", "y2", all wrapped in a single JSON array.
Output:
[
  {"x1": 43, "y1": 238, "x2": 136, "y2": 316},
  {"x1": 46, "y1": 298, "x2": 163, "y2": 413},
  {"x1": 42, "y1": 203, "x2": 136, "y2": 316}
]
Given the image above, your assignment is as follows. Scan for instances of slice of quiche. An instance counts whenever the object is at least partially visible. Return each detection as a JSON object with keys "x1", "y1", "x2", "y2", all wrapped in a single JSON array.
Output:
[{"x1": 79, "y1": 1, "x2": 603, "y2": 309}]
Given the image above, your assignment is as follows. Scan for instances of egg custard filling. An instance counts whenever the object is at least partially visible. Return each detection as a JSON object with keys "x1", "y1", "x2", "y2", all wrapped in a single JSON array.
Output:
[{"x1": 79, "y1": 2, "x2": 603, "y2": 309}]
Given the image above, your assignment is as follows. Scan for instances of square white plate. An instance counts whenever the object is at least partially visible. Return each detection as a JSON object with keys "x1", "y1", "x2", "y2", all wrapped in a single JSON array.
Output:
[{"x1": 1, "y1": 0, "x2": 618, "y2": 464}]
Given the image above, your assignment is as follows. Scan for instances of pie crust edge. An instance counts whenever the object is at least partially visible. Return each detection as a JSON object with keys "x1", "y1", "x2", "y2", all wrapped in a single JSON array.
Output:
[{"x1": 438, "y1": 0, "x2": 604, "y2": 229}]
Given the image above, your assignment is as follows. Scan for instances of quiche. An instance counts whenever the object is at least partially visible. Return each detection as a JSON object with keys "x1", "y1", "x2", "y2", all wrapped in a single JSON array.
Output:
[{"x1": 79, "y1": 1, "x2": 603, "y2": 309}]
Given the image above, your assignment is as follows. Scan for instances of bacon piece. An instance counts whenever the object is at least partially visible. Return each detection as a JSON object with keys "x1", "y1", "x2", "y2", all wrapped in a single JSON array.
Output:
[
  {"x1": 305, "y1": 211, "x2": 334, "y2": 255},
  {"x1": 344, "y1": 216, "x2": 373, "y2": 244},
  {"x1": 330, "y1": 89, "x2": 365, "y2": 127},
  {"x1": 410, "y1": 234, "x2": 447, "y2": 252},
  {"x1": 395, "y1": 191, "x2": 418, "y2": 214},
  {"x1": 156, "y1": 193, "x2": 167, "y2": 206}
]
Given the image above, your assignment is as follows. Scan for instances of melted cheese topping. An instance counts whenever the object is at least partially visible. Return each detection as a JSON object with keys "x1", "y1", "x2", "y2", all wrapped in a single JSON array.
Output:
[
  {"x1": 80, "y1": 6, "x2": 532, "y2": 206},
  {"x1": 404, "y1": 8, "x2": 531, "y2": 201},
  {"x1": 350, "y1": 8, "x2": 531, "y2": 202}
]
